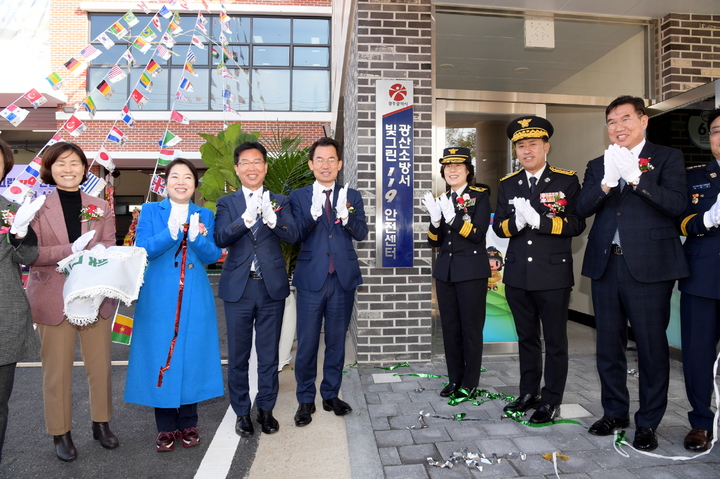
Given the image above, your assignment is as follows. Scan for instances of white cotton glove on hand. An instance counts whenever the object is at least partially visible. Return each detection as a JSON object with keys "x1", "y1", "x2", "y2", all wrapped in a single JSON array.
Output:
[
  {"x1": 310, "y1": 187, "x2": 324, "y2": 220},
  {"x1": 261, "y1": 190, "x2": 277, "y2": 226},
  {"x1": 513, "y1": 197, "x2": 527, "y2": 230},
  {"x1": 72, "y1": 230, "x2": 96, "y2": 253},
  {"x1": 188, "y1": 212, "x2": 200, "y2": 241},
  {"x1": 422, "y1": 192, "x2": 442, "y2": 224},
  {"x1": 601, "y1": 147, "x2": 621, "y2": 188},
  {"x1": 439, "y1": 193, "x2": 456, "y2": 224},
  {"x1": 335, "y1": 183, "x2": 349, "y2": 220},
  {"x1": 612, "y1": 144, "x2": 642, "y2": 184},
  {"x1": 242, "y1": 193, "x2": 260, "y2": 228},
  {"x1": 704, "y1": 193, "x2": 720, "y2": 228},
  {"x1": 10, "y1": 194, "x2": 46, "y2": 237},
  {"x1": 519, "y1": 198, "x2": 541, "y2": 229},
  {"x1": 168, "y1": 208, "x2": 182, "y2": 240},
  {"x1": 90, "y1": 244, "x2": 106, "y2": 255}
]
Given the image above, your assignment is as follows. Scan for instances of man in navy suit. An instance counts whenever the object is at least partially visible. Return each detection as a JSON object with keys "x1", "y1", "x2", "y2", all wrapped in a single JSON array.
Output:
[
  {"x1": 215, "y1": 142, "x2": 298, "y2": 437},
  {"x1": 677, "y1": 109, "x2": 720, "y2": 452},
  {"x1": 289, "y1": 137, "x2": 367, "y2": 427},
  {"x1": 576, "y1": 96, "x2": 689, "y2": 451}
]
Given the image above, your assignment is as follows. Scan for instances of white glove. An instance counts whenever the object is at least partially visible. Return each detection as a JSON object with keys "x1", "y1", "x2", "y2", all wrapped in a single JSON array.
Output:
[
  {"x1": 512, "y1": 197, "x2": 527, "y2": 230},
  {"x1": 519, "y1": 198, "x2": 540, "y2": 229},
  {"x1": 310, "y1": 188, "x2": 324, "y2": 220},
  {"x1": 704, "y1": 193, "x2": 720, "y2": 228},
  {"x1": 90, "y1": 244, "x2": 106, "y2": 255},
  {"x1": 242, "y1": 193, "x2": 260, "y2": 227},
  {"x1": 612, "y1": 144, "x2": 641, "y2": 184},
  {"x1": 72, "y1": 230, "x2": 96, "y2": 253},
  {"x1": 422, "y1": 192, "x2": 442, "y2": 224},
  {"x1": 335, "y1": 183, "x2": 349, "y2": 220},
  {"x1": 439, "y1": 193, "x2": 456, "y2": 224},
  {"x1": 188, "y1": 212, "x2": 200, "y2": 241},
  {"x1": 168, "y1": 208, "x2": 182, "y2": 240},
  {"x1": 601, "y1": 147, "x2": 621, "y2": 188},
  {"x1": 261, "y1": 190, "x2": 277, "y2": 226},
  {"x1": 10, "y1": 195, "x2": 46, "y2": 237}
]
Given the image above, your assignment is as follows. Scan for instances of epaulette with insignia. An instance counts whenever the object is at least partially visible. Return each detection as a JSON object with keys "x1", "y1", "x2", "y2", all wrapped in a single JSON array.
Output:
[
  {"x1": 549, "y1": 166, "x2": 576, "y2": 176},
  {"x1": 469, "y1": 186, "x2": 487, "y2": 192},
  {"x1": 686, "y1": 164, "x2": 705, "y2": 170},
  {"x1": 500, "y1": 170, "x2": 523, "y2": 182},
  {"x1": 435, "y1": 190, "x2": 450, "y2": 200}
]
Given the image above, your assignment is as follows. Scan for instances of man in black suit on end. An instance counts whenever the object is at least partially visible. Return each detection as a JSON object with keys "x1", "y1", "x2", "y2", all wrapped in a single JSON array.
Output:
[
  {"x1": 493, "y1": 116, "x2": 585, "y2": 424},
  {"x1": 576, "y1": 96, "x2": 689, "y2": 451}
]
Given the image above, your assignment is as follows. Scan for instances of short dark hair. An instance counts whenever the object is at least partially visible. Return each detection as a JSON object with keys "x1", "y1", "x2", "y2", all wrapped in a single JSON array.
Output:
[
  {"x1": 165, "y1": 158, "x2": 199, "y2": 188},
  {"x1": 0, "y1": 139, "x2": 14, "y2": 184},
  {"x1": 708, "y1": 109, "x2": 720, "y2": 129},
  {"x1": 234, "y1": 141, "x2": 267, "y2": 165},
  {"x1": 40, "y1": 142, "x2": 89, "y2": 185},
  {"x1": 440, "y1": 163, "x2": 475, "y2": 185},
  {"x1": 606, "y1": 95, "x2": 646, "y2": 118},
  {"x1": 309, "y1": 137, "x2": 341, "y2": 162}
]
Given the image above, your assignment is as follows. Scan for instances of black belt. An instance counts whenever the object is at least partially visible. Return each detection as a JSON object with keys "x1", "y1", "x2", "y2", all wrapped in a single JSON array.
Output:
[
  {"x1": 249, "y1": 271, "x2": 262, "y2": 279},
  {"x1": 611, "y1": 244, "x2": 623, "y2": 255}
]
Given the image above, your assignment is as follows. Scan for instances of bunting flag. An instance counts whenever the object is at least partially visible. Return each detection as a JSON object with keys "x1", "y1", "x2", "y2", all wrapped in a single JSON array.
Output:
[
  {"x1": 186, "y1": 50, "x2": 197, "y2": 64},
  {"x1": 197, "y1": 12, "x2": 207, "y2": 27},
  {"x1": 81, "y1": 96, "x2": 96, "y2": 118},
  {"x1": 219, "y1": 33, "x2": 228, "y2": 46},
  {"x1": 175, "y1": 92, "x2": 189, "y2": 101},
  {"x1": 191, "y1": 35, "x2": 205, "y2": 49},
  {"x1": 184, "y1": 62, "x2": 197, "y2": 77},
  {"x1": 23, "y1": 89, "x2": 47, "y2": 108},
  {"x1": 158, "y1": 5, "x2": 172, "y2": 18},
  {"x1": 173, "y1": 12, "x2": 182, "y2": 24},
  {"x1": 133, "y1": 37, "x2": 151, "y2": 54},
  {"x1": 170, "y1": 110, "x2": 189, "y2": 125},
  {"x1": 79, "y1": 172, "x2": 107, "y2": 197},
  {"x1": 96, "y1": 79, "x2": 113, "y2": 98},
  {"x1": 1, "y1": 181, "x2": 31, "y2": 204},
  {"x1": 155, "y1": 45, "x2": 172, "y2": 61},
  {"x1": 64, "y1": 115, "x2": 86, "y2": 137},
  {"x1": 94, "y1": 147, "x2": 116, "y2": 171},
  {"x1": 219, "y1": 65, "x2": 234, "y2": 80},
  {"x1": 107, "y1": 126, "x2": 127, "y2": 145},
  {"x1": 138, "y1": 72, "x2": 154, "y2": 92},
  {"x1": 195, "y1": 20, "x2": 208, "y2": 35},
  {"x1": 120, "y1": 105, "x2": 136, "y2": 127},
  {"x1": 107, "y1": 65, "x2": 127, "y2": 83},
  {"x1": 131, "y1": 89, "x2": 148, "y2": 108},
  {"x1": 157, "y1": 149, "x2": 178, "y2": 165},
  {"x1": 178, "y1": 77, "x2": 193, "y2": 92},
  {"x1": 109, "y1": 22, "x2": 128, "y2": 39},
  {"x1": 95, "y1": 32, "x2": 115, "y2": 49},
  {"x1": 46, "y1": 133, "x2": 64, "y2": 147},
  {"x1": 221, "y1": 21, "x2": 232, "y2": 34},
  {"x1": 223, "y1": 104, "x2": 237, "y2": 113},
  {"x1": 219, "y1": 9, "x2": 229, "y2": 24},
  {"x1": 151, "y1": 15, "x2": 161, "y2": 31},
  {"x1": 24, "y1": 157, "x2": 42, "y2": 178},
  {"x1": 137, "y1": 2, "x2": 150, "y2": 14},
  {"x1": 222, "y1": 89, "x2": 234, "y2": 101},
  {"x1": 168, "y1": 21, "x2": 182, "y2": 34},
  {"x1": 158, "y1": 131, "x2": 181, "y2": 148},
  {"x1": 201, "y1": 0, "x2": 209, "y2": 10},
  {"x1": 123, "y1": 11, "x2": 139, "y2": 27},
  {"x1": 146, "y1": 59, "x2": 162, "y2": 77},
  {"x1": 150, "y1": 174, "x2": 166, "y2": 196},
  {"x1": 111, "y1": 314, "x2": 134, "y2": 345},
  {"x1": 123, "y1": 50, "x2": 136, "y2": 66},
  {"x1": 161, "y1": 33, "x2": 175, "y2": 48},
  {"x1": 0, "y1": 105, "x2": 29, "y2": 127},
  {"x1": 80, "y1": 45, "x2": 101, "y2": 61},
  {"x1": 141, "y1": 27, "x2": 157, "y2": 41},
  {"x1": 64, "y1": 58, "x2": 87, "y2": 76}
]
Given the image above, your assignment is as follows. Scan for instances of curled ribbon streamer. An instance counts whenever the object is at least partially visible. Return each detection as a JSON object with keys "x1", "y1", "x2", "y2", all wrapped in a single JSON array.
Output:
[
  {"x1": 345, "y1": 360, "x2": 410, "y2": 370},
  {"x1": 502, "y1": 411, "x2": 584, "y2": 428},
  {"x1": 394, "y1": 373, "x2": 442, "y2": 378}
]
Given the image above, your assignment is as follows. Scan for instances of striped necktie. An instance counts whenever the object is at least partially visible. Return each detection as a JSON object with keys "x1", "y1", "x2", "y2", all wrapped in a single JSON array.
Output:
[
  {"x1": 324, "y1": 189, "x2": 336, "y2": 274},
  {"x1": 249, "y1": 192, "x2": 262, "y2": 278}
]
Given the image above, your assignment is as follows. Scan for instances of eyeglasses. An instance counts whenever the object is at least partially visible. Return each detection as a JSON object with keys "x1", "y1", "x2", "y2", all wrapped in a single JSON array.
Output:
[
  {"x1": 313, "y1": 158, "x2": 338, "y2": 165},
  {"x1": 710, "y1": 129, "x2": 720, "y2": 137},
  {"x1": 606, "y1": 115, "x2": 642, "y2": 130},
  {"x1": 237, "y1": 160, "x2": 265, "y2": 167}
]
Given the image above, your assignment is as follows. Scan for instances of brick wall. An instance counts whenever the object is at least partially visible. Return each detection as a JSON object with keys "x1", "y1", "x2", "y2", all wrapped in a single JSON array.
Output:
[
  {"x1": 352, "y1": 0, "x2": 433, "y2": 364},
  {"x1": 658, "y1": 13, "x2": 720, "y2": 101}
]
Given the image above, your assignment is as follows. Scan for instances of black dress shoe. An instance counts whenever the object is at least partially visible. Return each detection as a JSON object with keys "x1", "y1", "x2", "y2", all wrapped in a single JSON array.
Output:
[
  {"x1": 257, "y1": 409, "x2": 279, "y2": 434},
  {"x1": 684, "y1": 428, "x2": 713, "y2": 452},
  {"x1": 92, "y1": 421, "x2": 119, "y2": 449},
  {"x1": 633, "y1": 427, "x2": 658, "y2": 451},
  {"x1": 294, "y1": 403, "x2": 316, "y2": 427},
  {"x1": 528, "y1": 404, "x2": 560, "y2": 424},
  {"x1": 322, "y1": 397, "x2": 352, "y2": 416},
  {"x1": 235, "y1": 415, "x2": 254, "y2": 437},
  {"x1": 53, "y1": 431, "x2": 77, "y2": 462},
  {"x1": 503, "y1": 393, "x2": 541, "y2": 413},
  {"x1": 439, "y1": 383, "x2": 459, "y2": 397},
  {"x1": 588, "y1": 416, "x2": 631, "y2": 436}
]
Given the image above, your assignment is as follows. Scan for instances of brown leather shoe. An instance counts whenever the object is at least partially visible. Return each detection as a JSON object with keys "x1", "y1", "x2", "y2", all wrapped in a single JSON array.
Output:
[
  {"x1": 92, "y1": 421, "x2": 119, "y2": 449},
  {"x1": 684, "y1": 428, "x2": 713, "y2": 452}
]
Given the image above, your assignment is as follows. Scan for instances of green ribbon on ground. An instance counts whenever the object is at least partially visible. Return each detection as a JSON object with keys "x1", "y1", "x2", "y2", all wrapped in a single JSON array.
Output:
[
  {"x1": 502, "y1": 410, "x2": 584, "y2": 428},
  {"x1": 615, "y1": 431, "x2": 629, "y2": 446},
  {"x1": 345, "y1": 361, "x2": 410, "y2": 371}
]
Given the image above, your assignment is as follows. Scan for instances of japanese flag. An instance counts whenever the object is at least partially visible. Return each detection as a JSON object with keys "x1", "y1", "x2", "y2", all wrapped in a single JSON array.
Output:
[
  {"x1": 1, "y1": 180, "x2": 32, "y2": 204},
  {"x1": 94, "y1": 147, "x2": 116, "y2": 171}
]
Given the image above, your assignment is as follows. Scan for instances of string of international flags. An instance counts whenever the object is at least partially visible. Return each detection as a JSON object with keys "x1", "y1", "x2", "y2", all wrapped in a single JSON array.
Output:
[{"x1": 0, "y1": 0, "x2": 257, "y2": 203}]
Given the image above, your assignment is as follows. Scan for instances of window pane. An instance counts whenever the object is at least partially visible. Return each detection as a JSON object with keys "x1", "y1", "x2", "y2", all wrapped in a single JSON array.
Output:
[
  {"x1": 253, "y1": 18, "x2": 290, "y2": 43},
  {"x1": 292, "y1": 70, "x2": 329, "y2": 111},
  {"x1": 253, "y1": 46, "x2": 289, "y2": 66},
  {"x1": 87, "y1": 68, "x2": 128, "y2": 111},
  {"x1": 294, "y1": 47, "x2": 329, "y2": 67},
  {"x1": 293, "y1": 19, "x2": 329, "y2": 45},
  {"x1": 210, "y1": 68, "x2": 250, "y2": 111},
  {"x1": 172, "y1": 45, "x2": 209, "y2": 67},
  {"x1": 213, "y1": 16, "x2": 251, "y2": 43},
  {"x1": 170, "y1": 68, "x2": 210, "y2": 110},
  {"x1": 252, "y1": 69, "x2": 290, "y2": 110},
  {"x1": 89, "y1": 45, "x2": 128, "y2": 66},
  {"x1": 211, "y1": 45, "x2": 249, "y2": 66},
  {"x1": 128, "y1": 69, "x2": 169, "y2": 111}
]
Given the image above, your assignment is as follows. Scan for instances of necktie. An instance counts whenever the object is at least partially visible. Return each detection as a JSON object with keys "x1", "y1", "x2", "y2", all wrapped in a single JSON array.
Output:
[
  {"x1": 529, "y1": 176, "x2": 537, "y2": 195},
  {"x1": 451, "y1": 191, "x2": 457, "y2": 204},
  {"x1": 249, "y1": 192, "x2": 262, "y2": 278},
  {"x1": 324, "y1": 189, "x2": 336, "y2": 274},
  {"x1": 612, "y1": 179, "x2": 626, "y2": 247}
]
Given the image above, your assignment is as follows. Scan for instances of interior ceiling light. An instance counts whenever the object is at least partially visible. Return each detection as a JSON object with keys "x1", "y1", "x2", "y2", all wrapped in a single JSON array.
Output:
[
  {"x1": 514, "y1": 67, "x2": 530, "y2": 74},
  {"x1": 439, "y1": 63, "x2": 454, "y2": 70}
]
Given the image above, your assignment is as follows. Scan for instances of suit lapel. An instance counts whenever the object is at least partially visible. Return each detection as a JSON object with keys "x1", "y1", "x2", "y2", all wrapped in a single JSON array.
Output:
[{"x1": 43, "y1": 190, "x2": 69, "y2": 245}]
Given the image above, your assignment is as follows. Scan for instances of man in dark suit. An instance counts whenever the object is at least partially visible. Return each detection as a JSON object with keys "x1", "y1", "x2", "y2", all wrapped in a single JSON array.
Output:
[
  {"x1": 677, "y1": 108, "x2": 720, "y2": 452},
  {"x1": 576, "y1": 96, "x2": 689, "y2": 451},
  {"x1": 289, "y1": 137, "x2": 367, "y2": 427},
  {"x1": 215, "y1": 141, "x2": 298, "y2": 437},
  {"x1": 493, "y1": 116, "x2": 585, "y2": 423}
]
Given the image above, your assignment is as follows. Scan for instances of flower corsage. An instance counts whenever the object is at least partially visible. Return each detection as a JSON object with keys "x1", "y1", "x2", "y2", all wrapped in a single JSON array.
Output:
[
  {"x1": 334, "y1": 202, "x2": 357, "y2": 224},
  {"x1": 543, "y1": 192, "x2": 568, "y2": 217},
  {"x1": 455, "y1": 193, "x2": 475, "y2": 222},
  {"x1": 271, "y1": 199, "x2": 283, "y2": 212},
  {"x1": 638, "y1": 158, "x2": 654, "y2": 173},
  {"x1": 79, "y1": 204, "x2": 104, "y2": 223},
  {"x1": 1, "y1": 207, "x2": 16, "y2": 234}
]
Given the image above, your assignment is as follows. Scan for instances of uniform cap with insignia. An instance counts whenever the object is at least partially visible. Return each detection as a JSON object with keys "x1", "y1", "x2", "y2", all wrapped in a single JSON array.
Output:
[
  {"x1": 506, "y1": 116, "x2": 554, "y2": 143},
  {"x1": 439, "y1": 146, "x2": 472, "y2": 165}
]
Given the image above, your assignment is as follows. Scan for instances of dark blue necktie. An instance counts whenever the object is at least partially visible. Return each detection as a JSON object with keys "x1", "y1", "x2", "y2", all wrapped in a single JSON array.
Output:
[
  {"x1": 249, "y1": 192, "x2": 262, "y2": 278},
  {"x1": 529, "y1": 177, "x2": 537, "y2": 195}
]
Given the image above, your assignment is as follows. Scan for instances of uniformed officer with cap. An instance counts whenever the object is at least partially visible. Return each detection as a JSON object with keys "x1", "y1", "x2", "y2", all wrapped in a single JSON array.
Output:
[
  {"x1": 492, "y1": 116, "x2": 585, "y2": 423},
  {"x1": 422, "y1": 147, "x2": 491, "y2": 399}
]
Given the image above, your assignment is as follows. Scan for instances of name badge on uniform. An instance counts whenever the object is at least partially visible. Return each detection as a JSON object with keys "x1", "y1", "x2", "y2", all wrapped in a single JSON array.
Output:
[{"x1": 691, "y1": 183, "x2": 711, "y2": 190}]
